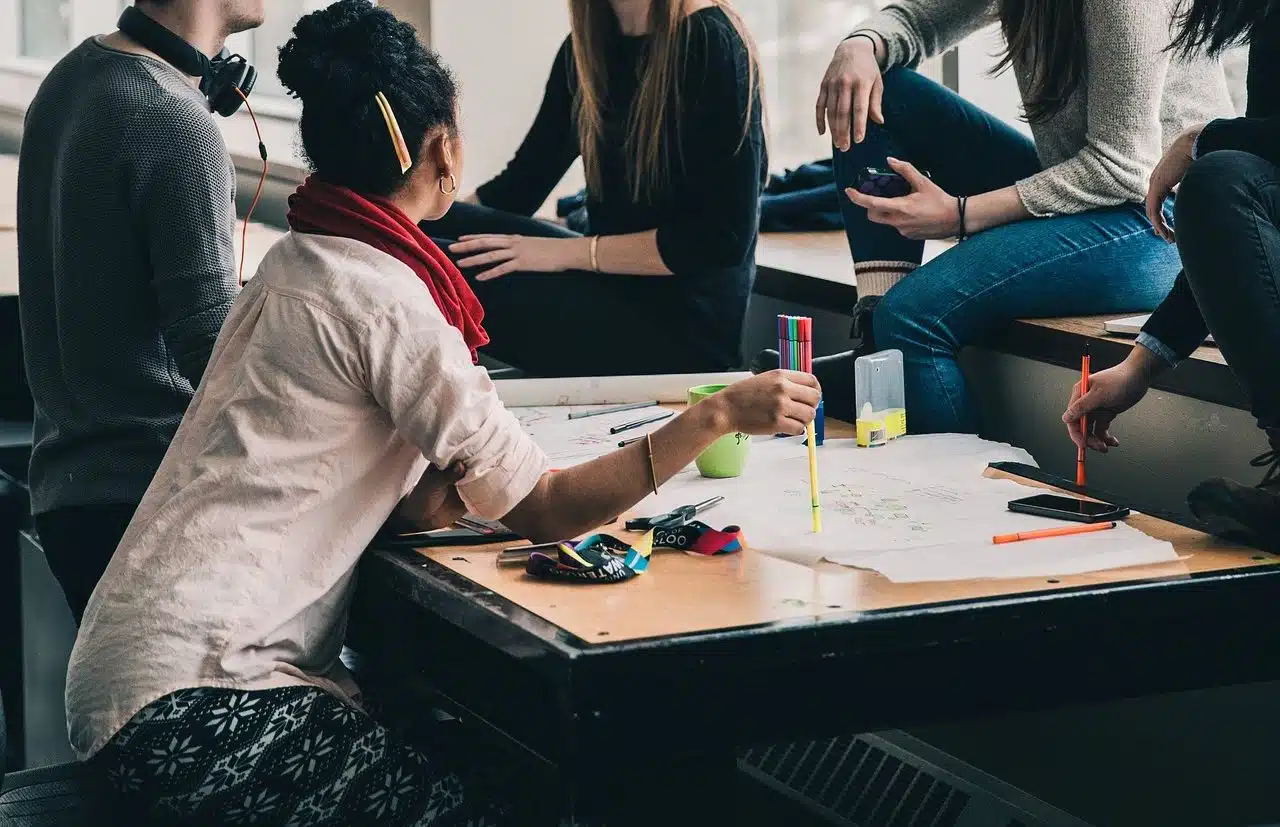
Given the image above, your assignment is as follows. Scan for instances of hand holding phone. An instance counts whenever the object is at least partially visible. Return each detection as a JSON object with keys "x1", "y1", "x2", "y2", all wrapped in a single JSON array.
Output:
[
  {"x1": 855, "y1": 166, "x2": 930, "y2": 198},
  {"x1": 855, "y1": 167, "x2": 909, "y2": 198}
]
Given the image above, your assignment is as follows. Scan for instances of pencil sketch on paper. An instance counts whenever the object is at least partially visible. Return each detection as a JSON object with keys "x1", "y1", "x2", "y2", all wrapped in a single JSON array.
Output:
[
  {"x1": 629, "y1": 435, "x2": 1179, "y2": 581},
  {"x1": 510, "y1": 405, "x2": 669, "y2": 466},
  {"x1": 783, "y1": 480, "x2": 929, "y2": 534},
  {"x1": 514, "y1": 407, "x2": 553, "y2": 430}
]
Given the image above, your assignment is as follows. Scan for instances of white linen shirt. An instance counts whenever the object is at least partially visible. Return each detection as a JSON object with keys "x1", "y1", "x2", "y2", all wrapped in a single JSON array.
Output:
[{"x1": 65, "y1": 231, "x2": 549, "y2": 759}]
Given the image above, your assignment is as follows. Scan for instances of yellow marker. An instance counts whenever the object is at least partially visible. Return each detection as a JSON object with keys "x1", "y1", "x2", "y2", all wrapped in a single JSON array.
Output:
[{"x1": 806, "y1": 420, "x2": 822, "y2": 533}]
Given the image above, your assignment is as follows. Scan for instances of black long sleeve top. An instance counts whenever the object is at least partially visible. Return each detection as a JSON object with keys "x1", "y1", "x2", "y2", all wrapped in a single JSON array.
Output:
[
  {"x1": 1141, "y1": 11, "x2": 1280, "y2": 363},
  {"x1": 476, "y1": 7, "x2": 767, "y2": 371}
]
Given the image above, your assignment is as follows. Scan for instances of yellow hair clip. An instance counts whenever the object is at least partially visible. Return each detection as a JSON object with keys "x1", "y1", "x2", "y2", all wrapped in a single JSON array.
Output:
[{"x1": 374, "y1": 91, "x2": 412, "y2": 175}]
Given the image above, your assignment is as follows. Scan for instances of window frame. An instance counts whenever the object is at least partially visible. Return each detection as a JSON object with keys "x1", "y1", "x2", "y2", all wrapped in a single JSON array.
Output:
[{"x1": 0, "y1": 0, "x2": 343, "y2": 179}]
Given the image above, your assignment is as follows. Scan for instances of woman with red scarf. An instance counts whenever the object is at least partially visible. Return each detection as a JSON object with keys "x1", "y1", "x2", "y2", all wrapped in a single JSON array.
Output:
[{"x1": 61, "y1": 3, "x2": 818, "y2": 825}]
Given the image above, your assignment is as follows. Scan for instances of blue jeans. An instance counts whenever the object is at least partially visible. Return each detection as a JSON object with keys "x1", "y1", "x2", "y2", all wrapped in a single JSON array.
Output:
[{"x1": 833, "y1": 68, "x2": 1182, "y2": 434}]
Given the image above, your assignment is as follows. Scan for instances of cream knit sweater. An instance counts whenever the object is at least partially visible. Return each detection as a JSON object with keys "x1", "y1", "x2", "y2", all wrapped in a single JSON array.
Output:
[{"x1": 854, "y1": 0, "x2": 1235, "y2": 216}]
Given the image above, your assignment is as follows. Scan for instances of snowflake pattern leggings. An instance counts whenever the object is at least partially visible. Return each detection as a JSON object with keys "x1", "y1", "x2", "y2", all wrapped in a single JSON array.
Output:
[{"x1": 94, "y1": 686, "x2": 507, "y2": 826}]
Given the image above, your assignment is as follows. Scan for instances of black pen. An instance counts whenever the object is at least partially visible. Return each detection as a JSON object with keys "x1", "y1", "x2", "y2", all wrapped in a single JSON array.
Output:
[
  {"x1": 618, "y1": 435, "x2": 645, "y2": 448},
  {"x1": 609, "y1": 410, "x2": 674, "y2": 435},
  {"x1": 624, "y1": 496, "x2": 725, "y2": 531}
]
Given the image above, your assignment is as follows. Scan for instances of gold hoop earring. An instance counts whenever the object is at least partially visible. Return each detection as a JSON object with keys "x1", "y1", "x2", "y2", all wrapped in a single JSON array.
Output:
[{"x1": 439, "y1": 174, "x2": 457, "y2": 195}]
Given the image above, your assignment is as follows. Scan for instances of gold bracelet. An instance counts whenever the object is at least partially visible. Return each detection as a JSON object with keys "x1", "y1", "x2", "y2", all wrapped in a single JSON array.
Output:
[
  {"x1": 589, "y1": 235, "x2": 600, "y2": 273},
  {"x1": 645, "y1": 432, "x2": 659, "y2": 495}
]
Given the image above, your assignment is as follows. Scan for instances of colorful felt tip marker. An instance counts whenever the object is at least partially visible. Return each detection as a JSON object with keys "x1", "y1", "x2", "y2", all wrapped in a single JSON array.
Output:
[
  {"x1": 1076, "y1": 343, "x2": 1091, "y2": 487},
  {"x1": 993, "y1": 521, "x2": 1115, "y2": 545}
]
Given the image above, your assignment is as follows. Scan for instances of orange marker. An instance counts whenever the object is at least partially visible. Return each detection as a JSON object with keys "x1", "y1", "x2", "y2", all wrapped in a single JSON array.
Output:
[
  {"x1": 1076, "y1": 344, "x2": 1091, "y2": 487},
  {"x1": 993, "y1": 521, "x2": 1116, "y2": 545}
]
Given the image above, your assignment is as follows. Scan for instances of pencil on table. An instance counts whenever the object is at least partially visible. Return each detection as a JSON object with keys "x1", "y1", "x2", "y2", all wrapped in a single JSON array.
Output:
[{"x1": 993, "y1": 521, "x2": 1115, "y2": 544}]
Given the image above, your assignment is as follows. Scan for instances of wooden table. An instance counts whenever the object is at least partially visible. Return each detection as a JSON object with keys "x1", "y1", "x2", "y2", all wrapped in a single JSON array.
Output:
[
  {"x1": 754, "y1": 231, "x2": 859, "y2": 313},
  {"x1": 348, "y1": 430, "x2": 1280, "y2": 825}
]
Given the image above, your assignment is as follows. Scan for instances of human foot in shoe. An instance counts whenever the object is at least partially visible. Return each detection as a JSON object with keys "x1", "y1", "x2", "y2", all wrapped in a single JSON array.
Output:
[
  {"x1": 1187, "y1": 446, "x2": 1280, "y2": 550},
  {"x1": 849, "y1": 294, "x2": 880, "y2": 357}
]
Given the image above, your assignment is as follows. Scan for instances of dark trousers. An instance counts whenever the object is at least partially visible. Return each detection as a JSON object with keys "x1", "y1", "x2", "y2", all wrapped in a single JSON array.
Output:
[
  {"x1": 1177, "y1": 150, "x2": 1280, "y2": 432},
  {"x1": 33, "y1": 502, "x2": 137, "y2": 624},
  {"x1": 96, "y1": 686, "x2": 523, "y2": 826},
  {"x1": 422, "y1": 202, "x2": 719, "y2": 377}
]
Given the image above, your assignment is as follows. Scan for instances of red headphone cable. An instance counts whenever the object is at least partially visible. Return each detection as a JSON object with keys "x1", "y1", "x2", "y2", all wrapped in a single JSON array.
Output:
[{"x1": 234, "y1": 87, "x2": 268, "y2": 287}]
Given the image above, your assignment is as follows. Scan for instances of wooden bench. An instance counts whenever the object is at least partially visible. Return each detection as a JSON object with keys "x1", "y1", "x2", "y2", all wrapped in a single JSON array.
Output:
[{"x1": 754, "y1": 230, "x2": 1243, "y2": 411}]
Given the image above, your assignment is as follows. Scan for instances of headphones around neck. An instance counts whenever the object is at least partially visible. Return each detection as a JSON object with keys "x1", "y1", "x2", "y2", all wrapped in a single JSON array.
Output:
[{"x1": 117, "y1": 6, "x2": 257, "y2": 117}]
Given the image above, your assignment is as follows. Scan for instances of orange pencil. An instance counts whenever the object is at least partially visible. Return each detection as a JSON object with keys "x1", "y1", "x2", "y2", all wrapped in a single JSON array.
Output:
[
  {"x1": 993, "y1": 521, "x2": 1115, "y2": 545},
  {"x1": 1076, "y1": 344, "x2": 1091, "y2": 487}
]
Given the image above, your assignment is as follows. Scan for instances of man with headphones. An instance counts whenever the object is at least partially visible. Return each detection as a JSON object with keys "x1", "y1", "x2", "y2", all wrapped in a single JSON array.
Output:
[{"x1": 17, "y1": 0, "x2": 265, "y2": 622}]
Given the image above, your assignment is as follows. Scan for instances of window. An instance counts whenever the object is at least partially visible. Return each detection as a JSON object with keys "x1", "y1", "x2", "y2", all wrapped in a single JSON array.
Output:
[
  {"x1": 3, "y1": 1, "x2": 332, "y2": 100},
  {"x1": 18, "y1": 0, "x2": 71, "y2": 60},
  {"x1": 243, "y1": 1, "x2": 333, "y2": 100},
  {"x1": 0, "y1": 1, "x2": 344, "y2": 172},
  {"x1": 738, "y1": 0, "x2": 887, "y2": 170}
]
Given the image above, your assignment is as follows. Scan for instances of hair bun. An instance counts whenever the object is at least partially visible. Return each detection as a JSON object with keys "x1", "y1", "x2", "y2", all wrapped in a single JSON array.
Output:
[{"x1": 277, "y1": 0, "x2": 410, "y2": 104}]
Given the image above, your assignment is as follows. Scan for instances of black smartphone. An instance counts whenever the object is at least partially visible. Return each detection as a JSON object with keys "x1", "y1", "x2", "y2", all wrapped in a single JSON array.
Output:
[
  {"x1": 854, "y1": 166, "x2": 929, "y2": 198},
  {"x1": 1008, "y1": 494, "x2": 1130, "y2": 523}
]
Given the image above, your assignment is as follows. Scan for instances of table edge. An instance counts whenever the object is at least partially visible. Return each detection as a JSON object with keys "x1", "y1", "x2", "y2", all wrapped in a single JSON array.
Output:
[{"x1": 357, "y1": 462, "x2": 1277, "y2": 664}]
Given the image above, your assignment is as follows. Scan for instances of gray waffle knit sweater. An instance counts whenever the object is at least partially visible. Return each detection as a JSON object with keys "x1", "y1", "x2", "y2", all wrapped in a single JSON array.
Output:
[
  {"x1": 18, "y1": 38, "x2": 238, "y2": 515},
  {"x1": 854, "y1": 0, "x2": 1235, "y2": 216}
]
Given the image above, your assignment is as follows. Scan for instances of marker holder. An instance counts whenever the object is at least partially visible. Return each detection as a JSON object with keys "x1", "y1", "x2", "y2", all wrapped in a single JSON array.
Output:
[{"x1": 854, "y1": 349, "x2": 907, "y2": 448}]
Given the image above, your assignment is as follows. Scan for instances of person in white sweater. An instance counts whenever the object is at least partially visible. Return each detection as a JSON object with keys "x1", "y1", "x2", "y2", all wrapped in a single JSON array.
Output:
[{"x1": 809, "y1": 0, "x2": 1233, "y2": 433}]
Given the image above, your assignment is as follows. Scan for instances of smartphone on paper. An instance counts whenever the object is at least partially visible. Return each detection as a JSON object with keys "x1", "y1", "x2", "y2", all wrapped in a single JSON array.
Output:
[
  {"x1": 1008, "y1": 494, "x2": 1130, "y2": 524},
  {"x1": 854, "y1": 166, "x2": 929, "y2": 198}
]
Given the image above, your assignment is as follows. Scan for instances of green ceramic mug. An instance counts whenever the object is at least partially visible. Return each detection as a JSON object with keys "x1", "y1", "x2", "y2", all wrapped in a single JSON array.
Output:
[{"x1": 688, "y1": 384, "x2": 750, "y2": 478}]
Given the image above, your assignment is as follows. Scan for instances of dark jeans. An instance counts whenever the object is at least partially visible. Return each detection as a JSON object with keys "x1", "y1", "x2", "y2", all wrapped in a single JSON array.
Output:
[
  {"x1": 423, "y1": 202, "x2": 716, "y2": 377},
  {"x1": 833, "y1": 68, "x2": 1181, "y2": 433},
  {"x1": 34, "y1": 502, "x2": 137, "y2": 624},
  {"x1": 1176, "y1": 150, "x2": 1280, "y2": 432}
]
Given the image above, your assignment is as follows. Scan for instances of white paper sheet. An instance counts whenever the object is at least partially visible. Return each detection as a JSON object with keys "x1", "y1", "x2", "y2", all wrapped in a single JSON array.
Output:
[
  {"x1": 631, "y1": 435, "x2": 1178, "y2": 582},
  {"x1": 512, "y1": 404, "x2": 675, "y2": 466},
  {"x1": 495, "y1": 373, "x2": 750, "y2": 407},
  {"x1": 862, "y1": 522, "x2": 1177, "y2": 582}
]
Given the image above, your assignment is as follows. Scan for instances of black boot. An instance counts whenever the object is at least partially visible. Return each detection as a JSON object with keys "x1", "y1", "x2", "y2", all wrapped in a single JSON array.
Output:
[
  {"x1": 848, "y1": 294, "x2": 880, "y2": 358},
  {"x1": 748, "y1": 296, "x2": 881, "y2": 422},
  {"x1": 1187, "y1": 427, "x2": 1280, "y2": 550}
]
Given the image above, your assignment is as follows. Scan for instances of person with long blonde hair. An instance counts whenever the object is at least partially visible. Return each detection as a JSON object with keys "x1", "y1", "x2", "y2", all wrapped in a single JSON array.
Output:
[{"x1": 423, "y1": 0, "x2": 766, "y2": 377}]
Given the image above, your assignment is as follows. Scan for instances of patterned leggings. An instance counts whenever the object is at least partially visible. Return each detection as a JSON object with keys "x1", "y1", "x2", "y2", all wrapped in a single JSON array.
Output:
[{"x1": 95, "y1": 686, "x2": 508, "y2": 826}]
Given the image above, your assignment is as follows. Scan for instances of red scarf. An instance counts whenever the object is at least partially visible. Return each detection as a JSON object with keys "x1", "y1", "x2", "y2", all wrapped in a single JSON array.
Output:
[{"x1": 287, "y1": 178, "x2": 489, "y2": 362}]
